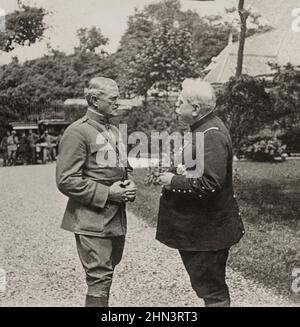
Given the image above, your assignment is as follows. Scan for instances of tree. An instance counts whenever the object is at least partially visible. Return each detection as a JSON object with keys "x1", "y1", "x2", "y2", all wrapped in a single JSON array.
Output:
[
  {"x1": 118, "y1": 0, "x2": 271, "y2": 97},
  {"x1": 0, "y1": 1, "x2": 47, "y2": 52},
  {"x1": 236, "y1": 0, "x2": 249, "y2": 77},
  {"x1": 118, "y1": 0, "x2": 203, "y2": 97},
  {"x1": 216, "y1": 74, "x2": 273, "y2": 150},
  {"x1": 0, "y1": 28, "x2": 119, "y2": 136},
  {"x1": 116, "y1": 9, "x2": 154, "y2": 96},
  {"x1": 125, "y1": 24, "x2": 200, "y2": 97},
  {"x1": 75, "y1": 26, "x2": 109, "y2": 53}
]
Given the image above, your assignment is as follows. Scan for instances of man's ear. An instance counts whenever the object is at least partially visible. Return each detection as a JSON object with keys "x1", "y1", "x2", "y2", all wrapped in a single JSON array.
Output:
[
  {"x1": 91, "y1": 95, "x2": 98, "y2": 108},
  {"x1": 192, "y1": 104, "x2": 201, "y2": 117}
]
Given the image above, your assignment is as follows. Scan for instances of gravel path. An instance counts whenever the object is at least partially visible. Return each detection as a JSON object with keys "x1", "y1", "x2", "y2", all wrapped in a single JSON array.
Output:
[{"x1": 0, "y1": 164, "x2": 297, "y2": 307}]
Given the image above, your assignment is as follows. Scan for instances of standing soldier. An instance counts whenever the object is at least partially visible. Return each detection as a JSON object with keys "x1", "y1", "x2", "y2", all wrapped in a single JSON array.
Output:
[
  {"x1": 28, "y1": 129, "x2": 38, "y2": 164},
  {"x1": 56, "y1": 77, "x2": 136, "y2": 307},
  {"x1": 157, "y1": 79, "x2": 245, "y2": 307},
  {"x1": 0, "y1": 131, "x2": 10, "y2": 167}
]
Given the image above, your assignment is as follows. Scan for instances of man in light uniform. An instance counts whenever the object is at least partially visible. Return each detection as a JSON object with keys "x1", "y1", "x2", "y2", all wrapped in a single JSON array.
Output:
[{"x1": 56, "y1": 77, "x2": 136, "y2": 307}]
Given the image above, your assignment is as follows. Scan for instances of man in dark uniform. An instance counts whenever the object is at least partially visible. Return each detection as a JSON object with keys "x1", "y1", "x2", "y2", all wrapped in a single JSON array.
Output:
[
  {"x1": 157, "y1": 79, "x2": 245, "y2": 307},
  {"x1": 56, "y1": 77, "x2": 136, "y2": 307}
]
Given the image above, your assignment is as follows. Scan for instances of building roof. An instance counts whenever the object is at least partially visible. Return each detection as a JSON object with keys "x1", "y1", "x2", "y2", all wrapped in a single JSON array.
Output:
[
  {"x1": 204, "y1": 0, "x2": 300, "y2": 84},
  {"x1": 9, "y1": 122, "x2": 38, "y2": 130}
]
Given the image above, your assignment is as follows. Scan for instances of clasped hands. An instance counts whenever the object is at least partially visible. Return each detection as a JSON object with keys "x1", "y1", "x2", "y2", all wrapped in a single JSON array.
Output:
[{"x1": 108, "y1": 180, "x2": 137, "y2": 203}]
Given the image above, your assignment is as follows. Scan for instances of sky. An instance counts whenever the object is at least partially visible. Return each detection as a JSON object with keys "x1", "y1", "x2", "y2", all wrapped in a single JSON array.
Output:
[{"x1": 0, "y1": 0, "x2": 236, "y2": 63}]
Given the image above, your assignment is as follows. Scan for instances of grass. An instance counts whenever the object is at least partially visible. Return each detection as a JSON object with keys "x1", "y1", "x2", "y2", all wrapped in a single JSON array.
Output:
[{"x1": 127, "y1": 160, "x2": 300, "y2": 303}]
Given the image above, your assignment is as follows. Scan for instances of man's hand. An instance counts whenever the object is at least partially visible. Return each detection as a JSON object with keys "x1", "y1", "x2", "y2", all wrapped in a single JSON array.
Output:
[
  {"x1": 122, "y1": 179, "x2": 137, "y2": 202},
  {"x1": 157, "y1": 172, "x2": 175, "y2": 190},
  {"x1": 108, "y1": 181, "x2": 129, "y2": 203},
  {"x1": 108, "y1": 180, "x2": 136, "y2": 203}
]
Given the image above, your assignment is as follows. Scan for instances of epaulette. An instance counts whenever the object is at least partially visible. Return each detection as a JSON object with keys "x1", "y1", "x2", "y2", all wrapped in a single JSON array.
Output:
[{"x1": 203, "y1": 127, "x2": 219, "y2": 134}]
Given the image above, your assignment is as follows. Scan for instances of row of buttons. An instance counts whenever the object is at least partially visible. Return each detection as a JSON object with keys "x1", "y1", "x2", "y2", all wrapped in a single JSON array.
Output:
[{"x1": 172, "y1": 189, "x2": 192, "y2": 193}]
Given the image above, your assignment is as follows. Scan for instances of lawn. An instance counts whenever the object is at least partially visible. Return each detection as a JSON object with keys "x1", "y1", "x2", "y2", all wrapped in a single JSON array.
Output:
[{"x1": 128, "y1": 160, "x2": 300, "y2": 303}]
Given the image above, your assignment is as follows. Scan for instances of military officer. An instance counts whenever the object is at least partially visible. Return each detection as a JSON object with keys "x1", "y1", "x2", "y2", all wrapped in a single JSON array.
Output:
[
  {"x1": 56, "y1": 77, "x2": 136, "y2": 307},
  {"x1": 157, "y1": 79, "x2": 245, "y2": 307}
]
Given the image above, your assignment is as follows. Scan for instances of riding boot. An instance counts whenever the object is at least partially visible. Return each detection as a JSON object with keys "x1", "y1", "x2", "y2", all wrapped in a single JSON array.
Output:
[{"x1": 85, "y1": 295, "x2": 109, "y2": 307}]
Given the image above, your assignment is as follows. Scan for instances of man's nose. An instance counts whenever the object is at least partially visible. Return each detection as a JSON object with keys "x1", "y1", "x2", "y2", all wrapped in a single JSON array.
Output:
[{"x1": 114, "y1": 100, "x2": 120, "y2": 108}]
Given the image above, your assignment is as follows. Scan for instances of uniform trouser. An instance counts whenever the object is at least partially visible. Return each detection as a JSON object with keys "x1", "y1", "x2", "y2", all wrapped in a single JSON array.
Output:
[
  {"x1": 179, "y1": 248, "x2": 230, "y2": 307},
  {"x1": 2, "y1": 151, "x2": 7, "y2": 166},
  {"x1": 30, "y1": 147, "x2": 36, "y2": 163},
  {"x1": 7, "y1": 149, "x2": 16, "y2": 164},
  {"x1": 75, "y1": 234, "x2": 125, "y2": 305}
]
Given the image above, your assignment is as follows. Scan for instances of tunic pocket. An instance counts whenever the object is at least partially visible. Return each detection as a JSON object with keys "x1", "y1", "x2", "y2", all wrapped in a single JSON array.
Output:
[{"x1": 77, "y1": 204, "x2": 105, "y2": 233}]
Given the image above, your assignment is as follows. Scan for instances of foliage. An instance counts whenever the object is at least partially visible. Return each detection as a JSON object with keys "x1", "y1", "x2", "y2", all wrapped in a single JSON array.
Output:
[
  {"x1": 239, "y1": 128, "x2": 287, "y2": 161},
  {"x1": 260, "y1": 63, "x2": 300, "y2": 154},
  {"x1": 269, "y1": 63, "x2": 300, "y2": 153},
  {"x1": 0, "y1": 49, "x2": 119, "y2": 136},
  {"x1": 124, "y1": 25, "x2": 200, "y2": 97},
  {"x1": 216, "y1": 74, "x2": 273, "y2": 150},
  {"x1": 117, "y1": 0, "x2": 273, "y2": 97},
  {"x1": 0, "y1": 1, "x2": 47, "y2": 52},
  {"x1": 278, "y1": 127, "x2": 300, "y2": 154},
  {"x1": 117, "y1": 0, "x2": 230, "y2": 96},
  {"x1": 121, "y1": 98, "x2": 186, "y2": 136},
  {"x1": 270, "y1": 63, "x2": 300, "y2": 129},
  {"x1": 75, "y1": 26, "x2": 109, "y2": 53}
]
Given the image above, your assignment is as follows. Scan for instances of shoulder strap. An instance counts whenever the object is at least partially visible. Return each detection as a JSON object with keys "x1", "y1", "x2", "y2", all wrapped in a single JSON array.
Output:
[{"x1": 203, "y1": 127, "x2": 219, "y2": 134}]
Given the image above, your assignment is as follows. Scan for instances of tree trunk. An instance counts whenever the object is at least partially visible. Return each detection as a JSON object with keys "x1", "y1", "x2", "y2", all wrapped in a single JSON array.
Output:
[{"x1": 236, "y1": 0, "x2": 249, "y2": 77}]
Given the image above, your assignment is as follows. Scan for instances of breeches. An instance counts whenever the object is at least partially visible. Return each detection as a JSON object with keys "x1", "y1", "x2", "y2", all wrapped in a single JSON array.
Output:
[{"x1": 75, "y1": 234, "x2": 125, "y2": 298}]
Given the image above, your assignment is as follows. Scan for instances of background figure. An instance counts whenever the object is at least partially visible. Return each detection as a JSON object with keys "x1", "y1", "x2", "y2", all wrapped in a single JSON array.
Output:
[
  {"x1": 55, "y1": 129, "x2": 64, "y2": 156},
  {"x1": 157, "y1": 79, "x2": 245, "y2": 307},
  {"x1": 17, "y1": 132, "x2": 30, "y2": 165},
  {"x1": 0, "y1": 131, "x2": 10, "y2": 167},
  {"x1": 28, "y1": 129, "x2": 39, "y2": 164},
  {"x1": 6, "y1": 131, "x2": 19, "y2": 166},
  {"x1": 40, "y1": 130, "x2": 56, "y2": 163}
]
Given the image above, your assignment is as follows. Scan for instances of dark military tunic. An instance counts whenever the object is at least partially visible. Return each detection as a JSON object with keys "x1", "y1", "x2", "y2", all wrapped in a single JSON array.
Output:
[{"x1": 156, "y1": 112, "x2": 245, "y2": 251}]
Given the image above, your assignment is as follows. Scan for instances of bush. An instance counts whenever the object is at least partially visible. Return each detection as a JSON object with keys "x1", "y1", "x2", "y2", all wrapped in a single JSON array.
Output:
[
  {"x1": 269, "y1": 64, "x2": 300, "y2": 154},
  {"x1": 270, "y1": 63, "x2": 300, "y2": 130},
  {"x1": 239, "y1": 128, "x2": 287, "y2": 161},
  {"x1": 278, "y1": 126, "x2": 300, "y2": 154}
]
